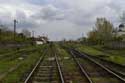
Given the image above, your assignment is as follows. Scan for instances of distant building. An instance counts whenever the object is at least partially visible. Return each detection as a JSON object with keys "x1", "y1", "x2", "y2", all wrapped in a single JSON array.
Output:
[
  {"x1": 113, "y1": 23, "x2": 125, "y2": 41},
  {"x1": 117, "y1": 24, "x2": 125, "y2": 36},
  {"x1": 36, "y1": 41, "x2": 44, "y2": 45},
  {"x1": 34, "y1": 36, "x2": 48, "y2": 45}
]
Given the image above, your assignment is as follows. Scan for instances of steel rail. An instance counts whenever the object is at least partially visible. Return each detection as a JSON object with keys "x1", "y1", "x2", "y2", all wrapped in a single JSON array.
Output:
[
  {"x1": 73, "y1": 49, "x2": 125, "y2": 82},
  {"x1": 55, "y1": 53, "x2": 65, "y2": 83},
  {"x1": 70, "y1": 50, "x2": 93, "y2": 83},
  {"x1": 24, "y1": 48, "x2": 47, "y2": 83}
]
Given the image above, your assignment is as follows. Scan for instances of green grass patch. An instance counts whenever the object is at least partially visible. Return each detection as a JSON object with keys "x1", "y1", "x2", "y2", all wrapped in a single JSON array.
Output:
[
  {"x1": 93, "y1": 45, "x2": 125, "y2": 56},
  {"x1": 57, "y1": 44, "x2": 86, "y2": 82},
  {"x1": 77, "y1": 45, "x2": 105, "y2": 56},
  {"x1": 2, "y1": 52, "x2": 41, "y2": 83},
  {"x1": 0, "y1": 59, "x2": 19, "y2": 74},
  {"x1": 0, "y1": 45, "x2": 42, "y2": 60},
  {"x1": 74, "y1": 44, "x2": 125, "y2": 65},
  {"x1": 0, "y1": 44, "x2": 46, "y2": 83}
]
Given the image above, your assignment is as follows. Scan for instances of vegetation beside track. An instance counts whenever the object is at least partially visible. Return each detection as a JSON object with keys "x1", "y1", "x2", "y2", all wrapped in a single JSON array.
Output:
[
  {"x1": 0, "y1": 48, "x2": 17, "y2": 54},
  {"x1": 0, "y1": 45, "x2": 38, "y2": 57},
  {"x1": 93, "y1": 45, "x2": 125, "y2": 57},
  {"x1": 77, "y1": 44, "x2": 125, "y2": 65},
  {"x1": 0, "y1": 44, "x2": 47, "y2": 83},
  {"x1": 63, "y1": 43, "x2": 125, "y2": 66}
]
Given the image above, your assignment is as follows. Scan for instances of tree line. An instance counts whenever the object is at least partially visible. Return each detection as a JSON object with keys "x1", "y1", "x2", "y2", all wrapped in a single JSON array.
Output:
[
  {"x1": 79, "y1": 16, "x2": 125, "y2": 45},
  {"x1": 0, "y1": 25, "x2": 32, "y2": 43}
]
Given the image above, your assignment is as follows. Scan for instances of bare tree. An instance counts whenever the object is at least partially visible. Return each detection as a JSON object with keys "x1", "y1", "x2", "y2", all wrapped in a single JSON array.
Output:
[{"x1": 21, "y1": 29, "x2": 31, "y2": 38}]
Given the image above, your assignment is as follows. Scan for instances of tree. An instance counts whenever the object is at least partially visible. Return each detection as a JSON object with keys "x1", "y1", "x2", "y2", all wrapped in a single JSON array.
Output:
[
  {"x1": 0, "y1": 25, "x2": 9, "y2": 32},
  {"x1": 120, "y1": 12, "x2": 125, "y2": 23},
  {"x1": 88, "y1": 29, "x2": 98, "y2": 44},
  {"x1": 88, "y1": 18, "x2": 114, "y2": 44},
  {"x1": 21, "y1": 29, "x2": 31, "y2": 38}
]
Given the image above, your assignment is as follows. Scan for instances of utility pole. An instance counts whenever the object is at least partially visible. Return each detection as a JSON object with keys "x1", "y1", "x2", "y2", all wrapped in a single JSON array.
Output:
[
  {"x1": 14, "y1": 19, "x2": 18, "y2": 41},
  {"x1": 0, "y1": 29, "x2": 1, "y2": 41},
  {"x1": 31, "y1": 30, "x2": 35, "y2": 45},
  {"x1": 32, "y1": 30, "x2": 34, "y2": 38}
]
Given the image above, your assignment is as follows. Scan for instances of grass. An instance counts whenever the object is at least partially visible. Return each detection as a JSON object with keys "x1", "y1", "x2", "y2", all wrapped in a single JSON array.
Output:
[
  {"x1": 0, "y1": 48, "x2": 16, "y2": 54},
  {"x1": 67, "y1": 43, "x2": 125, "y2": 65},
  {"x1": 0, "y1": 46, "x2": 40, "y2": 74},
  {"x1": 2, "y1": 52, "x2": 40, "y2": 83},
  {"x1": 77, "y1": 45, "x2": 105, "y2": 56},
  {"x1": 56, "y1": 43, "x2": 77, "y2": 70},
  {"x1": 57, "y1": 48, "x2": 70, "y2": 57},
  {"x1": 0, "y1": 59, "x2": 19, "y2": 74},
  {"x1": 93, "y1": 45, "x2": 125, "y2": 56},
  {"x1": 0, "y1": 45, "x2": 41, "y2": 60},
  {"x1": 56, "y1": 44, "x2": 85, "y2": 82},
  {"x1": 0, "y1": 44, "x2": 46, "y2": 83}
]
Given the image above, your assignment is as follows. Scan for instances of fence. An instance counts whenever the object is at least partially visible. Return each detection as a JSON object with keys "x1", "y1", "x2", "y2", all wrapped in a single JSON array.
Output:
[{"x1": 104, "y1": 41, "x2": 125, "y2": 49}]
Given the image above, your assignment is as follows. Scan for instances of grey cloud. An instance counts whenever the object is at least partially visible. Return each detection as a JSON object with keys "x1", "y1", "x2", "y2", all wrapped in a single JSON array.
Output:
[
  {"x1": 0, "y1": 11, "x2": 14, "y2": 28},
  {"x1": 17, "y1": 19, "x2": 39, "y2": 29},
  {"x1": 34, "y1": 20, "x2": 87, "y2": 40},
  {"x1": 31, "y1": 6, "x2": 94, "y2": 26},
  {"x1": 15, "y1": 10, "x2": 27, "y2": 19},
  {"x1": 0, "y1": 10, "x2": 39, "y2": 31},
  {"x1": 0, "y1": 0, "x2": 125, "y2": 40},
  {"x1": 15, "y1": 10, "x2": 39, "y2": 29},
  {"x1": 32, "y1": 5, "x2": 65, "y2": 21}
]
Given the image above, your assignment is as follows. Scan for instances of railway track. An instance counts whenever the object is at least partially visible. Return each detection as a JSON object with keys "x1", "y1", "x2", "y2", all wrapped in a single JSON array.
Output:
[
  {"x1": 86, "y1": 55, "x2": 125, "y2": 79},
  {"x1": 56, "y1": 47, "x2": 92, "y2": 83},
  {"x1": 70, "y1": 49, "x2": 125, "y2": 83},
  {"x1": 70, "y1": 51, "x2": 93, "y2": 83},
  {"x1": 24, "y1": 46, "x2": 65, "y2": 83},
  {"x1": 24, "y1": 44, "x2": 125, "y2": 83},
  {"x1": 25, "y1": 44, "x2": 95, "y2": 83}
]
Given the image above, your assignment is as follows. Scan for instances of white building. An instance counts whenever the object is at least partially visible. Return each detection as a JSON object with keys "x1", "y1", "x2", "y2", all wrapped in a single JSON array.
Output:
[
  {"x1": 117, "y1": 24, "x2": 125, "y2": 36},
  {"x1": 112, "y1": 24, "x2": 125, "y2": 41},
  {"x1": 36, "y1": 41, "x2": 44, "y2": 45},
  {"x1": 35, "y1": 36, "x2": 48, "y2": 45}
]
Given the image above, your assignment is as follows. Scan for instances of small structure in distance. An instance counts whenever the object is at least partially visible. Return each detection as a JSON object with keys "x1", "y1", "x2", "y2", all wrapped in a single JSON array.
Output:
[
  {"x1": 113, "y1": 23, "x2": 125, "y2": 41},
  {"x1": 34, "y1": 36, "x2": 49, "y2": 45}
]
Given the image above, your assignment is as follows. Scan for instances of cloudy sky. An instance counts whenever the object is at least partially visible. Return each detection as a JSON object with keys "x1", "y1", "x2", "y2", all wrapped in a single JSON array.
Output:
[{"x1": 0, "y1": 0, "x2": 125, "y2": 40}]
